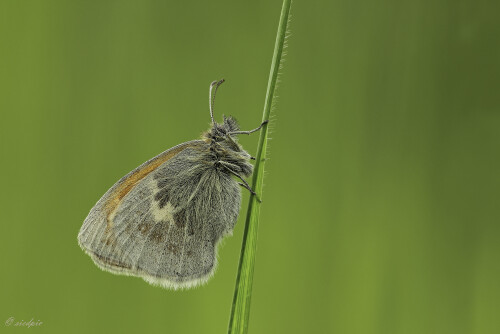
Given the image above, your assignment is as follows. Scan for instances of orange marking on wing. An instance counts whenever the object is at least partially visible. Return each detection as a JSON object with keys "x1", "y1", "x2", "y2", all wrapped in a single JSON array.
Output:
[{"x1": 104, "y1": 142, "x2": 203, "y2": 224}]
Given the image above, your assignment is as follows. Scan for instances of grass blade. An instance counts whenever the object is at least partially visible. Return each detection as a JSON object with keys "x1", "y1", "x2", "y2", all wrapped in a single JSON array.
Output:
[{"x1": 228, "y1": 1, "x2": 292, "y2": 333}]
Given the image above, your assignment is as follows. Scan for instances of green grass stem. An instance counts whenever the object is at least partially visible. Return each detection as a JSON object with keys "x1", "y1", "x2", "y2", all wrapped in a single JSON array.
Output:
[{"x1": 227, "y1": 1, "x2": 292, "y2": 333}]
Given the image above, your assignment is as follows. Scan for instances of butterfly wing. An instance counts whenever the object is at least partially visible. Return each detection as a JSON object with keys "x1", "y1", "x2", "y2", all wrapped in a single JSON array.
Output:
[{"x1": 78, "y1": 140, "x2": 241, "y2": 289}]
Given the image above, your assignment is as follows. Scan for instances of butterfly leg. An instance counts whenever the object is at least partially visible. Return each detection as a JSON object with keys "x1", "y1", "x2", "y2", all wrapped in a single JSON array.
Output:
[
  {"x1": 219, "y1": 163, "x2": 262, "y2": 203},
  {"x1": 250, "y1": 156, "x2": 268, "y2": 161},
  {"x1": 237, "y1": 181, "x2": 262, "y2": 203},
  {"x1": 228, "y1": 120, "x2": 268, "y2": 136}
]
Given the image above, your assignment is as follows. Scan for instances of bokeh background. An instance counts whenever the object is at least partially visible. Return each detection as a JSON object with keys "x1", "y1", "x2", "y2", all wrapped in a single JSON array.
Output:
[{"x1": 1, "y1": 0, "x2": 499, "y2": 333}]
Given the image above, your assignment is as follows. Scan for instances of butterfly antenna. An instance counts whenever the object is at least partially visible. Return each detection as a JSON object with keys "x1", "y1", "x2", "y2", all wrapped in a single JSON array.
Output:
[{"x1": 209, "y1": 79, "x2": 225, "y2": 125}]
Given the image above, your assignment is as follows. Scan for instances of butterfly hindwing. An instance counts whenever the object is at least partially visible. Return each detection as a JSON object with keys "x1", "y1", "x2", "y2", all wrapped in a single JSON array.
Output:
[{"x1": 78, "y1": 140, "x2": 241, "y2": 289}]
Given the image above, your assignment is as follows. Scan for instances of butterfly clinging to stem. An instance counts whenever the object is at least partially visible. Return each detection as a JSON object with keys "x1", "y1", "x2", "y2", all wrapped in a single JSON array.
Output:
[{"x1": 77, "y1": 79, "x2": 267, "y2": 289}]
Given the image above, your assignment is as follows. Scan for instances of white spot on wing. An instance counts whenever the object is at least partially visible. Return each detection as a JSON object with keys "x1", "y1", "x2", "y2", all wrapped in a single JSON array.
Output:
[{"x1": 151, "y1": 200, "x2": 175, "y2": 223}]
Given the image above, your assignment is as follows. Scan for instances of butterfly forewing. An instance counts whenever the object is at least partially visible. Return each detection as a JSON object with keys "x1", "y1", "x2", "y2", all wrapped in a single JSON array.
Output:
[{"x1": 78, "y1": 140, "x2": 241, "y2": 289}]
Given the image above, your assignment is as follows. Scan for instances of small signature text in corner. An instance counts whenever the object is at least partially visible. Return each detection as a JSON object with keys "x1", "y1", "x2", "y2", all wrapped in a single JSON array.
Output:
[{"x1": 5, "y1": 317, "x2": 43, "y2": 328}]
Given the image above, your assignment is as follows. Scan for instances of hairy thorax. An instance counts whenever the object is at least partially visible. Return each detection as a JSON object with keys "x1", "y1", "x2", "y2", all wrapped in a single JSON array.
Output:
[{"x1": 202, "y1": 116, "x2": 253, "y2": 177}]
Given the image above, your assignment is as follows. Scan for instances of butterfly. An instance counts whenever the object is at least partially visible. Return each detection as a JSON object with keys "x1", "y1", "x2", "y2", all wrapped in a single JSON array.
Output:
[{"x1": 77, "y1": 79, "x2": 267, "y2": 289}]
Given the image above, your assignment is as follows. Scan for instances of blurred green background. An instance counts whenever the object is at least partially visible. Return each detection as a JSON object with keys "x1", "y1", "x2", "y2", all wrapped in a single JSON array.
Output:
[{"x1": 1, "y1": 0, "x2": 499, "y2": 333}]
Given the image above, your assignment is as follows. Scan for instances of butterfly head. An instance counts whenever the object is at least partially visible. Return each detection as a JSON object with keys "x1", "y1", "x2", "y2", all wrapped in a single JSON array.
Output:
[
  {"x1": 203, "y1": 115, "x2": 242, "y2": 148},
  {"x1": 209, "y1": 115, "x2": 239, "y2": 136},
  {"x1": 199, "y1": 80, "x2": 252, "y2": 176}
]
